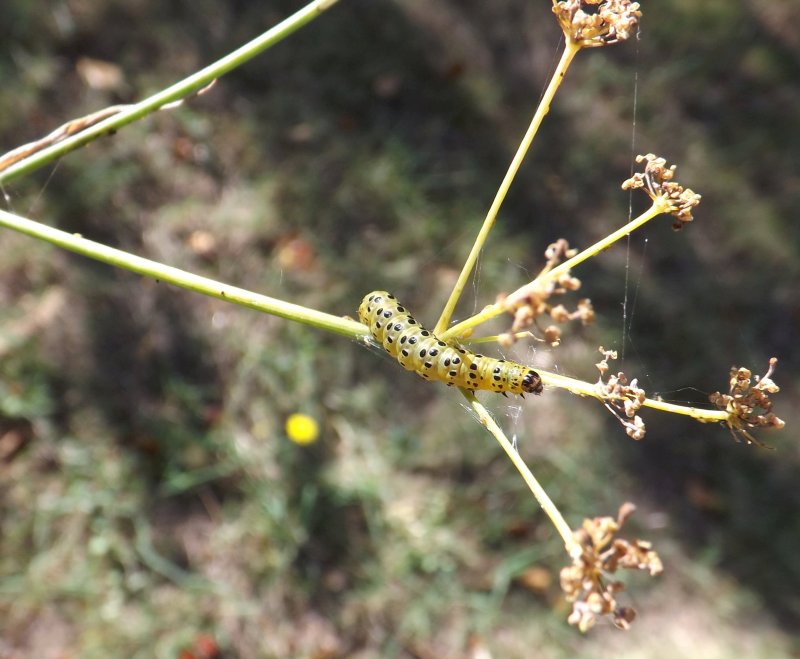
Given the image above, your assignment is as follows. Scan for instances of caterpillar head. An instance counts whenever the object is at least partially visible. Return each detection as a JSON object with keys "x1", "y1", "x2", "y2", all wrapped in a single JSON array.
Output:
[{"x1": 522, "y1": 369, "x2": 544, "y2": 395}]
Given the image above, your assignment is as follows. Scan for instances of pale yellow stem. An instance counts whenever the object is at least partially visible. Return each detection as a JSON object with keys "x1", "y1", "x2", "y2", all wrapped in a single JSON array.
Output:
[
  {"x1": 463, "y1": 331, "x2": 534, "y2": 346},
  {"x1": 433, "y1": 40, "x2": 582, "y2": 336},
  {"x1": 463, "y1": 390, "x2": 576, "y2": 549},
  {"x1": 540, "y1": 370, "x2": 729, "y2": 423},
  {"x1": 536, "y1": 199, "x2": 667, "y2": 288},
  {"x1": 441, "y1": 199, "x2": 667, "y2": 341}
]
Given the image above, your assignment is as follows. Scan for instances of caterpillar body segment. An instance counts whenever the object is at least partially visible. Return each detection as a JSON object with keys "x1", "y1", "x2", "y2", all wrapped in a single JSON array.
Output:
[{"x1": 358, "y1": 291, "x2": 542, "y2": 396}]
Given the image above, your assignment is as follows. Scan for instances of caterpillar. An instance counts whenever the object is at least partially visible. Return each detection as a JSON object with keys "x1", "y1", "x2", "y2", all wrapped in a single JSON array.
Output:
[{"x1": 359, "y1": 291, "x2": 543, "y2": 396}]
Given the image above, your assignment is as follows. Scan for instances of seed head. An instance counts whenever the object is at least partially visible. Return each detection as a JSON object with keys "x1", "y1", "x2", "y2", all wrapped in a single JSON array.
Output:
[
  {"x1": 561, "y1": 503, "x2": 662, "y2": 632},
  {"x1": 501, "y1": 240, "x2": 594, "y2": 347},
  {"x1": 595, "y1": 348, "x2": 647, "y2": 440},
  {"x1": 552, "y1": 0, "x2": 641, "y2": 48},
  {"x1": 622, "y1": 154, "x2": 702, "y2": 229},
  {"x1": 710, "y1": 357, "x2": 785, "y2": 448}
]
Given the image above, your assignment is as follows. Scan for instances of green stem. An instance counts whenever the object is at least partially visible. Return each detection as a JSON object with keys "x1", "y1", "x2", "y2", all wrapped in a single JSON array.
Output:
[
  {"x1": 433, "y1": 40, "x2": 581, "y2": 336},
  {"x1": 0, "y1": 0, "x2": 341, "y2": 184},
  {"x1": 0, "y1": 209, "x2": 366, "y2": 339}
]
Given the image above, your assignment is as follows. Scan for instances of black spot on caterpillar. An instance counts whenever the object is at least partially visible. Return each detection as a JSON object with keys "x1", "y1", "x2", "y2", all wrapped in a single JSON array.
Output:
[{"x1": 359, "y1": 291, "x2": 543, "y2": 396}]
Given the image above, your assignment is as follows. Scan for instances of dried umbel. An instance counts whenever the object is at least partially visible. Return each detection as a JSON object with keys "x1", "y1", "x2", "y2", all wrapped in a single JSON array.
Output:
[
  {"x1": 622, "y1": 154, "x2": 702, "y2": 229},
  {"x1": 595, "y1": 348, "x2": 647, "y2": 440},
  {"x1": 561, "y1": 503, "x2": 662, "y2": 632},
  {"x1": 552, "y1": 0, "x2": 641, "y2": 48},
  {"x1": 499, "y1": 240, "x2": 595, "y2": 348},
  {"x1": 710, "y1": 357, "x2": 785, "y2": 447}
]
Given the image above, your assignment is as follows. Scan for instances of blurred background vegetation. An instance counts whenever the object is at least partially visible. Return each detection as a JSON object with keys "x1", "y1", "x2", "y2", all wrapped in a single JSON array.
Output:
[{"x1": 0, "y1": 1, "x2": 798, "y2": 657}]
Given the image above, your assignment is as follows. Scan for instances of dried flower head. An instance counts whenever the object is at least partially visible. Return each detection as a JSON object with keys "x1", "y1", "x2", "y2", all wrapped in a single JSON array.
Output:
[
  {"x1": 709, "y1": 357, "x2": 785, "y2": 448},
  {"x1": 544, "y1": 238, "x2": 577, "y2": 264},
  {"x1": 500, "y1": 240, "x2": 594, "y2": 347},
  {"x1": 561, "y1": 503, "x2": 662, "y2": 632},
  {"x1": 543, "y1": 325, "x2": 562, "y2": 345},
  {"x1": 595, "y1": 348, "x2": 647, "y2": 440},
  {"x1": 622, "y1": 154, "x2": 702, "y2": 229},
  {"x1": 552, "y1": 0, "x2": 641, "y2": 48}
]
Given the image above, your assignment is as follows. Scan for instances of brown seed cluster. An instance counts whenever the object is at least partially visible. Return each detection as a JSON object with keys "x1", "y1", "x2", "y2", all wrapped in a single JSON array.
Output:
[
  {"x1": 595, "y1": 348, "x2": 647, "y2": 440},
  {"x1": 561, "y1": 502, "x2": 662, "y2": 632},
  {"x1": 499, "y1": 240, "x2": 595, "y2": 348},
  {"x1": 552, "y1": 0, "x2": 642, "y2": 48},
  {"x1": 710, "y1": 357, "x2": 785, "y2": 448},
  {"x1": 622, "y1": 154, "x2": 702, "y2": 229}
]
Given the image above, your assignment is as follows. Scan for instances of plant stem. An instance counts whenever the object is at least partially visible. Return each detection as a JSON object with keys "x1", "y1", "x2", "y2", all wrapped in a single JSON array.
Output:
[
  {"x1": 1, "y1": 208, "x2": 723, "y2": 423},
  {"x1": 539, "y1": 370, "x2": 730, "y2": 423},
  {"x1": 463, "y1": 390, "x2": 575, "y2": 549},
  {"x1": 463, "y1": 331, "x2": 534, "y2": 345},
  {"x1": 441, "y1": 199, "x2": 666, "y2": 341},
  {"x1": 433, "y1": 40, "x2": 581, "y2": 336},
  {"x1": 537, "y1": 199, "x2": 667, "y2": 288},
  {"x1": 0, "y1": 209, "x2": 366, "y2": 339},
  {"x1": 0, "y1": 0, "x2": 341, "y2": 184}
]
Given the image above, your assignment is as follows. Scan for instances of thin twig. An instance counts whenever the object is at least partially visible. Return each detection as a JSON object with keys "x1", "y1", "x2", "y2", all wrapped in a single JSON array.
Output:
[
  {"x1": 0, "y1": 209, "x2": 366, "y2": 340},
  {"x1": 441, "y1": 200, "x2": 665, "y2": 341},
  {"x1": 433, "y1": 40, "x2": 582, "y2": 336},
  {"x1": 539, "y1": 370, "x2": 730, "y2": 423},
  {"x1": 462, "y1": 390, "x2": 575, "y2": 549},
  {"x1": 0, "y1": 0, "x2": 341, "y2": 184}
]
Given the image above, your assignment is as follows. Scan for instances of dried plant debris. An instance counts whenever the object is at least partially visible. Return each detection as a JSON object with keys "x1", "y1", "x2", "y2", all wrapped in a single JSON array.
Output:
[
  {"x1": 0, "y1": 80, "x2": 216, "y2": 173},
  {"x1": 552, "y1": 0, "x2": 641, "y2": 48},
  {"x1": 595, "y1": 348, "x2": 646, "y2": 440},
  {"x1": 499, "y1": 240, "x2": 595, "y2": 348},
  {"x1": 622, "y1": 154, "x2": 702, "y2": 229},
  {"x1": 561, "y1": 502, "x2": 662, "y2": 632},
  {"x1": 710, "y1": 357, "x2": 785, "y2": 448}
]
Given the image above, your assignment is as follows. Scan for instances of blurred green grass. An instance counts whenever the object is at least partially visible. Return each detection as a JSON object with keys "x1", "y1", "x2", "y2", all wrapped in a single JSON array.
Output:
[{"x1": 1, "y1": 0, "x2": 798, "y2": 657}]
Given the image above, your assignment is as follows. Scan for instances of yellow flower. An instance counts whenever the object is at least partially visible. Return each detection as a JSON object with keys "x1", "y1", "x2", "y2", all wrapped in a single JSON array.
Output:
[{"x1": 285, "y1": 413, "x2": 319, "y2": 445}]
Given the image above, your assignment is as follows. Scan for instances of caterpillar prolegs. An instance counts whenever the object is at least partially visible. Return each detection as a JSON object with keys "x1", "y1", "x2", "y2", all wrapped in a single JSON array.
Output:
[{"x1": 359, "y1": 291, "x2": 543, "y2": 396}]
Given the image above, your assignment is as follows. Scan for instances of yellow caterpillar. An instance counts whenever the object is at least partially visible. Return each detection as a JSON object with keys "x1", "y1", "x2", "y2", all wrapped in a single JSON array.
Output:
[{"x1": 359, "y1": 291, "x2": 542, "y2": 396}]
